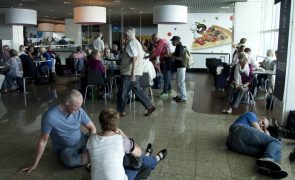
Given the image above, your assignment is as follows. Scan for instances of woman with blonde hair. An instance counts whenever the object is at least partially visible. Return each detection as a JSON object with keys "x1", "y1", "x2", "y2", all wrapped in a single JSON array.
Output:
[{"x1": 222, "y1": 52, "x2": 254, "y2": 114}]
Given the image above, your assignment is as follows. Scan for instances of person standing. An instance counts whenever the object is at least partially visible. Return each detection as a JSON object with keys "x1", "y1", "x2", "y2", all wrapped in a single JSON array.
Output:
[
  {"x1": 149, "y1": 34, "x2": 172, "y2": 100},
  {"x1": 170, "y1": 36, "x2": 187, "y2": 102},
  {"x1": 117, "y1": 28, "x2": 156, "y2": 116},
  {"x1": 93, "y1": 32, "x2": 104, "y2": 53}
]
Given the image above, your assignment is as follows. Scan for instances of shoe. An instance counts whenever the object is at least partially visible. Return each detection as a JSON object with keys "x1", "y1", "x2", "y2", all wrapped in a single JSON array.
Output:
[
  {"x1": 119, "y1": 112, "x2": 126, "y2": 117},
  {"x1": 176, "y1": 98, "x2": 186, "y2": 103},
  {"x1": 256, "y1": 158, "x2": 282, "y2": 171},
  {"x1": 167, "y1": 90, "x2": 173, "y2": 96},
  {"x1": 155, "y1": 149, "x2": 168, "y2": 162},
  {"x1": 86, "y1": 163, "x2": 91, "y2": 172},
  {"x1": 145, "y1": 106, "x2": 156, "y2": 116},
  {"x1": 257, "y1": 167, "x2": 288, "y2": 179},
  {"x1": 172, "y1": 96, "x2": 180, "y2": 101},
  {"x1": 159, "y1": 93, "x2": 168, "y2": 100},
  {"x1": 222, "y1": 108, "x2": 232, "y2": 114},
  {"x1": 145, "y1": 143, "x2": 153, "y2": 156}
]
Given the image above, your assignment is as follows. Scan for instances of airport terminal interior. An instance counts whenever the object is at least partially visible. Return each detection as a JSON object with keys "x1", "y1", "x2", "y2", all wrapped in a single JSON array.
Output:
[{"x1": 1, "y1": 0, "x2": 295, "y2": 179}]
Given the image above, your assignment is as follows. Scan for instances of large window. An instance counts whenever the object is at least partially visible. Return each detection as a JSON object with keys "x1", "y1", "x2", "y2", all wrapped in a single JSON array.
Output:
[{"x1": 260, "y1": 0, "x2": 280, "y2": 57}]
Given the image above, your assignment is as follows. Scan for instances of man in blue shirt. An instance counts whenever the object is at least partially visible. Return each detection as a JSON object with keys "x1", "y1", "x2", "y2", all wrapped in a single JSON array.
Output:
[
  {"x1": 227, "y1": 112, "x2": 287, "y2": 178},
  {"x1": 21, "y1": 89, "x2": 96, "y2": 173}
]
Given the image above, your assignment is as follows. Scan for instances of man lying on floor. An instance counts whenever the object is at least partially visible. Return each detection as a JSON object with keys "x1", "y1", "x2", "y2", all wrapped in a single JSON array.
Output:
[{"x1": 226, "y1": 112, "x2": 288, "y2": 179}]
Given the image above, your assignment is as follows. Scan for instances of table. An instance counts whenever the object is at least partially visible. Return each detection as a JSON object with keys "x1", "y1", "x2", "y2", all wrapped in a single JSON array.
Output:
[{"x1": 253, "y1": 69, "x2": 276, "y2": 75}]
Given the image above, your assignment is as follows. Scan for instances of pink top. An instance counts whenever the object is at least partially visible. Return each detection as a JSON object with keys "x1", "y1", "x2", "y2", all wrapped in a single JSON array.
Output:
[
  {"x1": 73, "y1": 52, "x2": 85, "y2": 59},
  {"x1": 151, "y1": 39, "x2": 170, "y2": 60}
]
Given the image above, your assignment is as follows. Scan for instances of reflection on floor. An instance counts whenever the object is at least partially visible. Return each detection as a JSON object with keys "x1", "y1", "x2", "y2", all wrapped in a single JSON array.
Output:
[{"x1": 0, "y1": 72, "x2": 294, "y2": 180}]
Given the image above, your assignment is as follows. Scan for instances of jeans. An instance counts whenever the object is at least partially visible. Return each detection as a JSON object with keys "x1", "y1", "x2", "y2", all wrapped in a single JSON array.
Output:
[
  {"x1": 161, "y1": 62, "x2": 172, "y2": 94},
  {"x1": 117, "y1": 75, "x2": 153, "y2": 113},
  {"x1": 125, "y1": 156, "x2": 158, "y2": 180},
  {"x1": 57, "y1": 133, "x2": 89, "y2": 168},
  {"x1": 176, "y1": 67, "x2": 187, "y2": 100},
  {"x1": 228, "y1": 125, "x2": 282, "y2": 162},
  {"x1": 227, "y1": 84, "x2": 248, "y2": 108},
  {"x1": 1, "y1": 75, "x2": 23, "y2": 90}
]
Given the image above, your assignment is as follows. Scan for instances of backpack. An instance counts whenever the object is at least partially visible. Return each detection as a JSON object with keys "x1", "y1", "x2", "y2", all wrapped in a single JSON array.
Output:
[{"x1": 182, "y1": 47, "x2": 194, "y2": 68}]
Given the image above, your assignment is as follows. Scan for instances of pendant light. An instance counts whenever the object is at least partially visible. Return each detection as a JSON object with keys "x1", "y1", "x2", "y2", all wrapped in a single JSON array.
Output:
[
  {"x1": 153, "y1": 5, "x2": 187, "y2": 24},
  {"x1": 74, "y1": 6, "x2": 106, "y2": 24},
  {"x1": 38, "y1": 23, "x2": 55, "y2": 32},
  {"x1": 5, "y1": 8, "x2": 37, "y2": 25},
  {"x1": 54, "y1": 24, "x2": 65, "y2": 32}
]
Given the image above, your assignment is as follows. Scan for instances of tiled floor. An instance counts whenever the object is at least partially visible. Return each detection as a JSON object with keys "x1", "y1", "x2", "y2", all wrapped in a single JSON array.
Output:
[{"x1": 0, "y1": 72, "x2": 294, "y2": 180}]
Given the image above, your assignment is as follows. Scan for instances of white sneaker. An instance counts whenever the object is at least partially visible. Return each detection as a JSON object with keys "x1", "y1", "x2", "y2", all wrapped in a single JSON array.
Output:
[
  {"x1": 222, "y1": 108, "x2": 232, "y2": 114},
  {"x1": 160, "y1": 93, "x2": 168, "y2": 100}
]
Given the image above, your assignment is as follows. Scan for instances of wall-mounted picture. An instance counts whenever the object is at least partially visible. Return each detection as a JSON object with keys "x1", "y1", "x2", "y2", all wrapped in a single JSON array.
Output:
[{"x1": 191, "y1": 22, "x2": 232, "y2": 50}]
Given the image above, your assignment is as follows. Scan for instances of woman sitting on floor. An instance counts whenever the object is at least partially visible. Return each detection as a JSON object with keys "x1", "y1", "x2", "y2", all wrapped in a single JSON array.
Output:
[
  {"x1": 222, "y1": 52, "x2": 253, "y2": 114},
  {"x1": 87, "y1": 108, "x2": 167, "y2": 180}
]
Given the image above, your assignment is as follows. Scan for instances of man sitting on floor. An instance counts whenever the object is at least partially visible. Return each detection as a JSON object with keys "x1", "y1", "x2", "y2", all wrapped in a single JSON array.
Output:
[
  {"x1": 21, "y1": 89, "x2": 96, "y2": 173},
  {"x1": 227, "y1": 112, "x2": 288, "y2": 179}
]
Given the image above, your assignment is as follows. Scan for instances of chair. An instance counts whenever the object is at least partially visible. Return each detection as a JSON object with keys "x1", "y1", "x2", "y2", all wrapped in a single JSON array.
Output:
[
  {"x1": 205, "y1": 58, "x2": 222, "y2": 74},
  {"x1": 84, "y1": 70, "x2": 108, "y2": 105}
]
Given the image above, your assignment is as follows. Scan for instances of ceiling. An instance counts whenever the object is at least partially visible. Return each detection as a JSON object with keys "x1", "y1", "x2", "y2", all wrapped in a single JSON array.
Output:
[{"x1": 0, "y1": 0, "x2": 247, "y2": 26}]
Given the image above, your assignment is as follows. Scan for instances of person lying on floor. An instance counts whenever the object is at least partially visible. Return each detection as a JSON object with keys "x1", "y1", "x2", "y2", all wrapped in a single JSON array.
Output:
[
  {"x1": 87, "y1": 108, "x2": 167, "y2": 180},
  {"x1": 226, "y1": 112, "x2": 288, "y2": 179}
]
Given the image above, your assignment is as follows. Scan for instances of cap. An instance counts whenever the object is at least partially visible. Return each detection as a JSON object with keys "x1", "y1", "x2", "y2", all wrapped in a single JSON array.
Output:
[{"x1": 170, "y1": 36, "x2": 181, "y2": 41}]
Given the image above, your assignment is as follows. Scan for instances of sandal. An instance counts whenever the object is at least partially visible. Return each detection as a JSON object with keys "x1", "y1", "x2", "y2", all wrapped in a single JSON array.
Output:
[
  {"x1": 145, "y1": 143, "x2": 153, "y2": 156},
  {"x1": 155, "y1": 149, "x2": 168, "y2": 162}
]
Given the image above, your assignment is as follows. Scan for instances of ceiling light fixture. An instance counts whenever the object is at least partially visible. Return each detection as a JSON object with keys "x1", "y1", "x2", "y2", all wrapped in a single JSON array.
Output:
[
  {"x1": 153, "y1": 5, "x2": 187, "y2": 24},
  {"x1": 38, "y1": 23, "x2": 55, "y2": 32},
  {"x1": 54, "y1": 24, "x2": 65, "y2": 32},
  {"x1": 221, "y1": 6, "x2": 230, "y2": 9},
  {"x1": 74, "y1": 6, "x2": 106, "y2": 24},
  {"x1": 5, "y1": 8, "x2": 37, "y2": 25}
]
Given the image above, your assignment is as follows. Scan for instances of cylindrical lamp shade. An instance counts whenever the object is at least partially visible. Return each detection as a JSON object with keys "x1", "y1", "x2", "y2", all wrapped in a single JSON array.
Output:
[
  {"x1": 74, "y1": 6, "x2": 106, "y2": 24},
  {"x1": 5, "y1": 8, "x2": 37, "y2": 25},
  {"x1": 54, "y1": 24, "x2": 65, "y2": 32},
  {"x1": 38, "y1": 23, "x2": 55, "y2": 32},
  {"x1": 153, "y1": 5, "x2": 187, "y2": 24}
]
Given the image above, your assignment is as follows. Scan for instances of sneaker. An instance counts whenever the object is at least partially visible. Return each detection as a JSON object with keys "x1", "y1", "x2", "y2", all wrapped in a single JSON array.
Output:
[
  {"x1": 160, "y1": 93, "x2": 168, "y2": 100},
  {"x1": 167, "y1": 90, "x2": 173, "y2": 96},
  {"x1": 86, "y1": 163, "x2": 91, "y2": 172},
  {"x1": 176, "y1": 98, "x2": 186, "y2": 103},
  {"x1": 256, "y1": 158, "x2": 282, "y2": 171},
  {"x1": 257, "y1": 167, "x2": 288, "y2": 179},
  {"x1": 222, "y1": 108, "x2": 232, "y2": 114}
]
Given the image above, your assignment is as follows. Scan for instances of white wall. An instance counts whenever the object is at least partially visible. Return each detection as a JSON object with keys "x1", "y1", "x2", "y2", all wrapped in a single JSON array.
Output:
[{"x1": 234, "y1": 0, "x2": 263, "y2": 56}]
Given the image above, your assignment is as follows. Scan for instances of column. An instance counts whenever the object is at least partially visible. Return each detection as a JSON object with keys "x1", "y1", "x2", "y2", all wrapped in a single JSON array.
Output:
[
  {"x1": 65, "y1": 19, "x2": 82, "y2": 46},
  {"x1": 273, "y1": 0, "x2": 295, "y2": 124}
]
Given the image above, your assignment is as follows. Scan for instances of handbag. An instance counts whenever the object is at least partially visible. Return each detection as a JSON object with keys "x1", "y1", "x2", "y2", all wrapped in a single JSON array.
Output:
[{"x1": 123, "y1": 153, "x2": 142, "y2": 170}]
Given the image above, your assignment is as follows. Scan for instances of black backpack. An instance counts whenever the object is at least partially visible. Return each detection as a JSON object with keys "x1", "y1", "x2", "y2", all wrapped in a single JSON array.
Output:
[{"x1": 286, "y1": 110, "x2": 295, "y2": 130}]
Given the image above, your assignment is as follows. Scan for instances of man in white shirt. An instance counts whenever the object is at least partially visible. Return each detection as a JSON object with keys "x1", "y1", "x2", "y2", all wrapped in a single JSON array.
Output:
[
  {"x1": 93, "y1": 33, "x2": 104, "y2": 53},
  {"x1": 117, "y1": 28, "x2": 156, "y2": 117}
]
